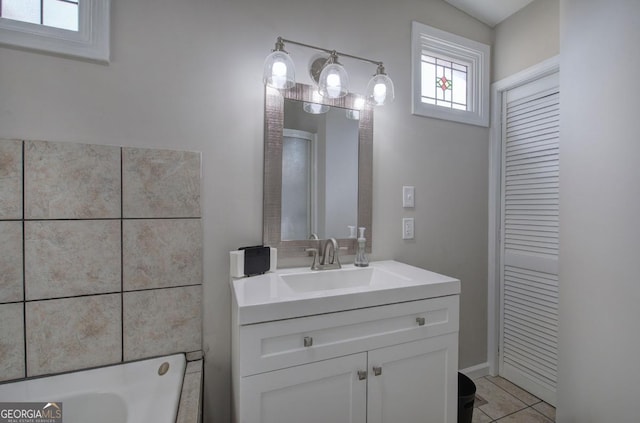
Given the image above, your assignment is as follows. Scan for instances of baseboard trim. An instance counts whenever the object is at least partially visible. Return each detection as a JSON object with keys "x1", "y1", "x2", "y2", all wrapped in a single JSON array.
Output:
[{"x1": 459, "y1": 362, "x2": 490, "y2": 379}]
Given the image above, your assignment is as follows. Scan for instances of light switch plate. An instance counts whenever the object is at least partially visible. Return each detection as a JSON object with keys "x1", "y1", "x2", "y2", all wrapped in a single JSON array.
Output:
[
  {"x1": 403, "y1": 186, "x2": 415, "y2": 208},
  {"x1": 402, "y1": 218, "x2": 415, "y2": 239}
]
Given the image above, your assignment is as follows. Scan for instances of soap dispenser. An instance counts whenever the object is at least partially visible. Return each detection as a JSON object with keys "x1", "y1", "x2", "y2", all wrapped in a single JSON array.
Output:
[{"x1": 354, "y1": 227, "x2": 369, "y2": 267}]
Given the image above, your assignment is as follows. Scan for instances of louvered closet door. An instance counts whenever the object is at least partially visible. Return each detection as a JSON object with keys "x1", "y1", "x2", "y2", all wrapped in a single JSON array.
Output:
[{"x1": 499, "y1": 72, "x2": 559, "y2": 406}]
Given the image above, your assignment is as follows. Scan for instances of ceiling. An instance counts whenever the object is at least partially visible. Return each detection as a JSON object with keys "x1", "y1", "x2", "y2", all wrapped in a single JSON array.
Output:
[{"x1": 443, "y1": 0, "x2": 536, "y2": 27}]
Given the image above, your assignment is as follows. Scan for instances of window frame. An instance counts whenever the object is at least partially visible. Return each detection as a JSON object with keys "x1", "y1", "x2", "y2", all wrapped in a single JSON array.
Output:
[
  {"x1": 0, "y1": 0, "x2": 110, "y2": 63},
  {"x1": 411, "y1": 21, "x2": 490, "y2": 127}
]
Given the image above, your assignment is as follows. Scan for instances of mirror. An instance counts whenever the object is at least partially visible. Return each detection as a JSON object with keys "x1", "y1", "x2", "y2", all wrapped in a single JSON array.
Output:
[
  {"x1": 264, "y1": 83, "x2": 373, "y2": 257},
  {"x1": 282, "y1": 100, "x2": 359, "y2": 240}
]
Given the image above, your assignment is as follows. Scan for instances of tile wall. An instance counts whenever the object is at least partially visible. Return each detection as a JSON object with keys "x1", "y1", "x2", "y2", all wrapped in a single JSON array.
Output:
[{"x1": 0, "y1": 139, "x2": 203, "y2": 382}]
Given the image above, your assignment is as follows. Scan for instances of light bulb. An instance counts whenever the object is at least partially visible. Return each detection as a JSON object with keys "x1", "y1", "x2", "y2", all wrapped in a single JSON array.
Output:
[
  {"x1": 326, "y1": 73, "x2": 342, "y2": 98},
  {"x1": 353, "y1": 97, "x2": 365, "y2": 110},
  {"x1": 373, "y1": 83, "x2": 387, "y2": 105},
  {"x1": 271, "y1": 61, "x2": 288, "y2": 89}
]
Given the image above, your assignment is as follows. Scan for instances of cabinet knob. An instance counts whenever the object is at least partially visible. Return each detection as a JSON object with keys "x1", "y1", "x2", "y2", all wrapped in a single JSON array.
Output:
[
  {"x1": 416, "y1": 317, "x2": 426, "y2": 326},
  {"x1": 357, "y1": 370, "x2": 367, "y2": 380},
  {"x1": 373, "y1": 366, "x2": 382, "y2": 376},
  {"x1": 303, "y1": 336, "x2": 313, "y2": 347}
]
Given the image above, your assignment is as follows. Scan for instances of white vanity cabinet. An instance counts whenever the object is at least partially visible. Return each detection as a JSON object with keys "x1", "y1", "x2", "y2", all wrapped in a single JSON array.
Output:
[
  {"x1": 232, "y1": 293, "x2": 460, "y2": 423},
  {"x1": 241, "y1": 353, "x2": 367, "y2": 423}
]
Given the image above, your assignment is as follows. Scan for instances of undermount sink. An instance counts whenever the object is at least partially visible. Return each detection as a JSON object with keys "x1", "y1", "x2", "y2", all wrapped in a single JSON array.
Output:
[
  {"x1": 231, "y1": 260, "x2": 461, "y2": 324},
  {"x1": 279, "y1": 266, "x2": 408, "y2": 293}
]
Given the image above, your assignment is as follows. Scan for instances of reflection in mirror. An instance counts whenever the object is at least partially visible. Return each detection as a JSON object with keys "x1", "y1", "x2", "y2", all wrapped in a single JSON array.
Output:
[
  {"x1": 263, "y1": 84, "x2": 373, "y2": 258},
  {"x1": 281, "y1": 101, "x2": 359, "y2": 241}
]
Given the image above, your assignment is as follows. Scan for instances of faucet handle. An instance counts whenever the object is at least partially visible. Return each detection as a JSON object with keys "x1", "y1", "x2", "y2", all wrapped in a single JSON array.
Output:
[
  {"x1": 305, "y1": 248, "x2": 319, "y2": 270},
  {"x1": 333, "y1": 245, "x2": 348, "y2": 269}
]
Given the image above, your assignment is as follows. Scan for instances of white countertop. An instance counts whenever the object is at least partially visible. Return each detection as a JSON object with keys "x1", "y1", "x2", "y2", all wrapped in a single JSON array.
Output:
[{"x1": 231, "y1": 260, "x2": 460, "y2": 325}]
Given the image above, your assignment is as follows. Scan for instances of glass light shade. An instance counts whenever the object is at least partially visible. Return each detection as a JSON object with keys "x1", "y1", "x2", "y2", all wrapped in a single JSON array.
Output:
[
  {"x1": 366, "y1": 73, "x2": 394, "y2": 106},
  {"x1": 318, "y1": 62, "x2": 349, "y2": 99},
  {"x1": 304, "y1": 102, "x2": 330, "y2": 114},
  {"x1": 303, "y1": 90, "x2": 329, "y2": 114},
  {"x1": 263, "y1": 50, "x2": 296, "y2": 89},
  {"x1": 346, "y1": 109, "x2": 360, "y2": 120}
]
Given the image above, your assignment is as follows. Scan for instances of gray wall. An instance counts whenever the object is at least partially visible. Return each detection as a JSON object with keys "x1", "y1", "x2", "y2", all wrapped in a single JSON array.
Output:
[
  {"x1": 493, "y1": 0, "x2": 559, "y2": 82},
  {"x1": 0, "y1": 0, "x2": 492, "y2": 421},
  {"x1": 558, "y1": 1, "x2": 640, "y2": 421}
]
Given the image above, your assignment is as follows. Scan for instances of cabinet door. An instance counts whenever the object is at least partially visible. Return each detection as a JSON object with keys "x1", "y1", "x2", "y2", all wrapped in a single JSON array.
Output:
[
  {"x1": 367, "y1": 333, "x2": 458, "y2": 423},
  {"x1": 240, "y1": 353, "x2": 367, "y2": 423}
]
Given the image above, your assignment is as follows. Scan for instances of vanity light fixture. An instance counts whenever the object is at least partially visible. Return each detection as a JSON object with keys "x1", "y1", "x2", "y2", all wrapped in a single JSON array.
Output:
[{"x1": 263, "y1": 37, "x2": 394, "y2": 105}]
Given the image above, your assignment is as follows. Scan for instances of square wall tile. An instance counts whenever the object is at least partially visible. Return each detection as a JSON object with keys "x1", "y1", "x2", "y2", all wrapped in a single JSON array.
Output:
[
  {"x1": 25, "y1": 140, "x2": 121, "y2": 219},
  {"x1": 123, "y1": 285, "x2": 202, "y2": 361},
  {"x1": 0, "y1": 221, "x2": 23, "y2": 303},
  {"x1": 123, "y1": 147, "x2": 201, "y2": 218},
  {"x1": 123, "y1": 219, "x2": 202, "y2": 291},
  {"x1": 25, "y1": 220, "x2": 121, "y2": 300},
  {"x1": 0, "y1": 140, "x2": 23, "y2": 219},
  {"x1": 26, "y1": 294, "x2": 121, "y2": 376},
  {"x1": 0, "y1": 303, "x2": 25, "y2": 382}
]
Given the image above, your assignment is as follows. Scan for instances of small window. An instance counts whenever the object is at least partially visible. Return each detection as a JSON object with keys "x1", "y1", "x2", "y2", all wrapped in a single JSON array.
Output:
[
  {"x1": 2, "y1": 0, "x2": 79, "y2": 31},
  {"x1": 0, "y1": 0, "x2": 110, "y2": 63},
  {"x1": 411, "y1": 21, "x2": 490, "y2": 127}
]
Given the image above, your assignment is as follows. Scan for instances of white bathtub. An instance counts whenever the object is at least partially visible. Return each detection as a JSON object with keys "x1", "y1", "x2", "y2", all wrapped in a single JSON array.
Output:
[{"x1": 0, "y1": 354, "x2": 186, "y2": 423}]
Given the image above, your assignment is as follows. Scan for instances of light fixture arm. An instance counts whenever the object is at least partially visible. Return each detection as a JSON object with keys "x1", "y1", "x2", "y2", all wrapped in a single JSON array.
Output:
[{"x1": 277, "y1": 37, "x2": 383, "y2": 67}]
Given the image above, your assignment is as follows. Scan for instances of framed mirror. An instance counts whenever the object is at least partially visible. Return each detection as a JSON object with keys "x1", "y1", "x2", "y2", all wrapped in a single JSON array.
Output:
[{"x1": 263, "y1": 83, "x2": 373, "y2": 257}]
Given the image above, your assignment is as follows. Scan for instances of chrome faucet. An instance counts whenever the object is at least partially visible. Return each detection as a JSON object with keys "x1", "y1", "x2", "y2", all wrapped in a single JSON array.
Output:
[
  {"x1": 320, "y1": 238, "x2": 338, "y2": 267},
  {"x1": 305, "y1": 237, "x2": 342, "y2": 270}
]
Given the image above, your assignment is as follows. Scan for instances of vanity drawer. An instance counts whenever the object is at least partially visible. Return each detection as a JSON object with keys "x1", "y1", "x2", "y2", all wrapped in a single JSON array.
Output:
[{"x1": 238, "y1": 295, "x2": 459, "y2": 376}]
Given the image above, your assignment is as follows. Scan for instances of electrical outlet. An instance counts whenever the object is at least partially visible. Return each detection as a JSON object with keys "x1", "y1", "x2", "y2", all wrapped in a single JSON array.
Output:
[
  {"x1": 402, "y1": 218, "x2": 414, "y2": 239},
  {"x1": 403, "y1": 186, "x2": 415, "y2": 208}
]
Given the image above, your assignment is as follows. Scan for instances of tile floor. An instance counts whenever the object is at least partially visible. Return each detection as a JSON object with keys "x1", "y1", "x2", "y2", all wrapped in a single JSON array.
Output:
[{"x1": 471, "y1": 376, "x2": 556, "y2": 423}]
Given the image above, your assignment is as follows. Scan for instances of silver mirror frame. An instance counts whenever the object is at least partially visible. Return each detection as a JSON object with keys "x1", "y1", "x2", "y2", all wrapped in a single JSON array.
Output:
[{"x1": 263, "y1": 83, "x2": 373, "y2": 257}]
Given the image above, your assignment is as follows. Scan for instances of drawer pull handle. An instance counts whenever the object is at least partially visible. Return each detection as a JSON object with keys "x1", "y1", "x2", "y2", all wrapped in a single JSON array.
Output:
[
  {"x1": 416, "y1": 317, "x2": 426, "y2": 326},
  {"x1": 373, "y1": 366, "x2": 382, "y2": 376},
  {"x1": 357, "y1": 370, "x2": 367, "y2": 380},
  {"x1": 303, "y1": 336, "x2": 313, "y2": 347}
]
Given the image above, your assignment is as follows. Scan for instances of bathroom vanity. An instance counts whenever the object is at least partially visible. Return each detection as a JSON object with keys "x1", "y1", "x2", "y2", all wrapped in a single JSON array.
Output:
[{"x1": 231, "y1": 260, "x2": 460, "y2": 423}]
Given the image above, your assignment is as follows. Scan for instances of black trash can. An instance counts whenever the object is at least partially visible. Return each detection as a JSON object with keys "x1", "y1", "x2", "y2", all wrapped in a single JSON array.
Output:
[{"x1": 458, "y1": 372, "x2": 476, "y2": 423}]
